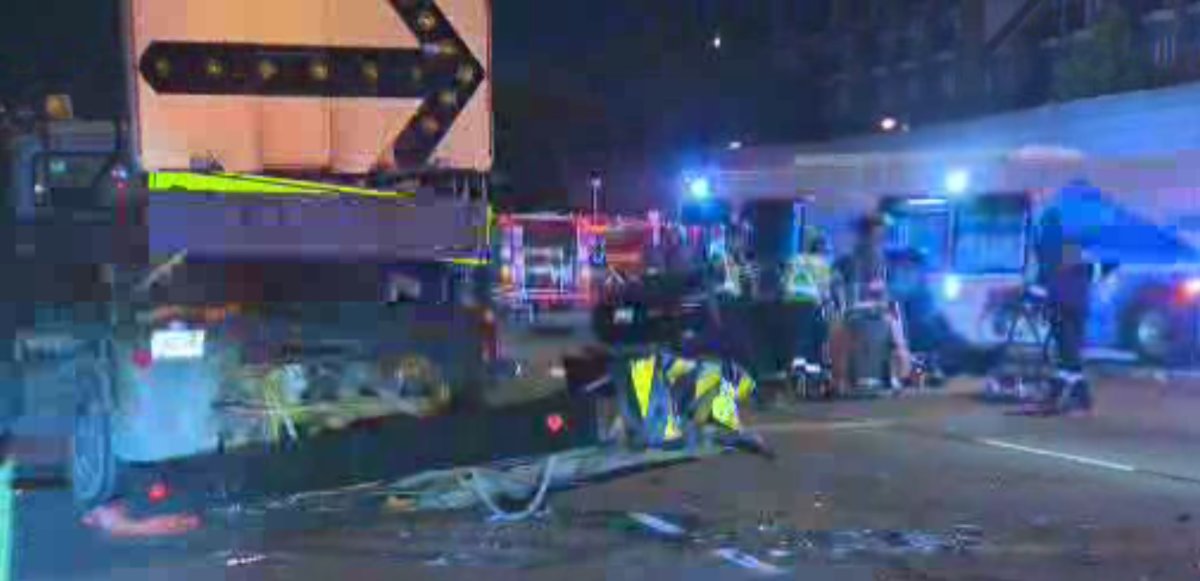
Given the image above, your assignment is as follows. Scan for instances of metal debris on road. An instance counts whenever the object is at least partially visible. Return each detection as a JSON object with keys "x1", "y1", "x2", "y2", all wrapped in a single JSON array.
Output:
[
  {"x1": 222, "y1": 551, "x2": 269, "y2": 568},
  {"x1": 712, "y1": 547, "x2": 787, "y2": 575},
  {"x1": 951, "y1": 524, "x2": 985, "y2": 551},
  {"x1": 81, "y1": 503, "x2": 202, "y2": 538},
  {"x1": 383, "y1": 496, "x2": 417, "y2": 513},
  {"x1": 627, "y1": 512, "x2": 687, "y2": 538}
]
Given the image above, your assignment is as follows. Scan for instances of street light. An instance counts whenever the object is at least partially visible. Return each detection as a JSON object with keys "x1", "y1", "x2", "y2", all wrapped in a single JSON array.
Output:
[
  {"x1": 879, "y1": 116, "x2": 898, "y2": 132},
  {"x1": 711, "y1": 33, "x2": 722, "y2": 50},
  {"x1": 589, "y1": 171, "x2": 603, "y2": 218},
  {"x1": 727, "y1": 140, "x2": 743, "y2": 151},
  {"x1": 688, "y1": 177, "x2": 712, "y2": 200}
]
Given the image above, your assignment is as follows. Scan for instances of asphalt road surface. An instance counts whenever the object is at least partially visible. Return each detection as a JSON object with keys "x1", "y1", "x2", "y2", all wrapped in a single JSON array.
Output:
[{"x1": 11, "y1": 371, "x2": 1200, "y2": 581}]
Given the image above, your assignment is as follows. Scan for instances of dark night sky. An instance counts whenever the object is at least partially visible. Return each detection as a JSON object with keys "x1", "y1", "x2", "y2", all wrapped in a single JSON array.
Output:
[{"x1": 1, "y1": 0, "x2": 829, "y2": 211}]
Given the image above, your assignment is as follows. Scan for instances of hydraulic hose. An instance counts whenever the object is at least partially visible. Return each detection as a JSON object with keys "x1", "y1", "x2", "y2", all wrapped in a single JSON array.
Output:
[{"x1": 461, "y1": 454, "x2": 558, "y2": 523}]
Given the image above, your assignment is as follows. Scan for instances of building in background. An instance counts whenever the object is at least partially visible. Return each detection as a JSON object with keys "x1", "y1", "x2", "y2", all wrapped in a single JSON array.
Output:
[{"x1": 820, "y1": 0, "x2": 1200, "y2": 136}]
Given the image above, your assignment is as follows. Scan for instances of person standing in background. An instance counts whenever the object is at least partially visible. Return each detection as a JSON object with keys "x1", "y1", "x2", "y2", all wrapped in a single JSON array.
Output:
[
  {"x1": 831, "y1": 215, "x2": 911, "y2": 394},
  {"x1": 1035, "y1": 209, "x2": 1095, "y2": 415}
]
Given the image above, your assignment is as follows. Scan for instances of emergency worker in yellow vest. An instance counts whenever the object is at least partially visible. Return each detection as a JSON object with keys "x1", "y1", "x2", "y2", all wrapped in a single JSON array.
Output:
[
  {"x1": 785, "y1": 232, "x2": 834, "y2": 386},
  {"x1": 787, "y1": 231, "x2": 833, "y2": 305},
  {"x1": 619, "y1": 352, "x2": 756, "y2": 448}
]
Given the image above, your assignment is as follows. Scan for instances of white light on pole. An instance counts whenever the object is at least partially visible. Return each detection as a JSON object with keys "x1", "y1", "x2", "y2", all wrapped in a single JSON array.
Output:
[
  {"x1": 727, "y1": 140, "x2": 743, "y2": 151},
  {"x1": 688, "y1": 177, "x2": 711, "y2": 200},
  {"x1": 712, "y1": 33, "x2": 722, "y2": 50},
  {"x1": 879, "y1": 116, "x2": 898, "y2": 132},
  {"x1": 589, "y1": 172, "x2": 603, "y2": 217}
]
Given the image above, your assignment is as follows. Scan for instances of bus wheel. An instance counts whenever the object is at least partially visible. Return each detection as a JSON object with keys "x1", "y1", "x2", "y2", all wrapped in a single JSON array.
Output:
[
  {"x1": 71, "y1": 361, "x2": 119, "y2": 509},
  {"x1": 1126, "y1": 304, "x2": 1187, "y2": 365}
]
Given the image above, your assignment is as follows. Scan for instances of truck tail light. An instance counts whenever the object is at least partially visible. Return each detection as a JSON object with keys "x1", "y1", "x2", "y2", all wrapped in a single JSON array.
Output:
[
  {"x1": 481, "y1": 309, "x2": 498, "y2": 362},
  {"x1": 1183, "y1": 277, "x2": 1200, "y2": 300},
  {"x1": 147, "y1": 481, "x2": 170, "y2": 503},
  {"x1": 132, "y1": 348, "x2": 153, "y2": 370},
  {"x1": 545, "y1": 413, "x2": 566, "y2": 435}
]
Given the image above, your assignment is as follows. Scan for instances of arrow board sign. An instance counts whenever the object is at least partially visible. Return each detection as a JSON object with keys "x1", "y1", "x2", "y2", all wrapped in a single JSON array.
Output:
[{"x1": 128, "y1": 0, "x2": 492, "y2": 174}]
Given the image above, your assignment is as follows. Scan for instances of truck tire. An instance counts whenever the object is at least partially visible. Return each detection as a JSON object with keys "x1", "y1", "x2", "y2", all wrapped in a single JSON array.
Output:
[
  {"x1": 71, "y1": 360, "x2": 119, "y2": 509},
  {"x1": 1125, "y1": 302, "x2": 1190, "y2": 365}
]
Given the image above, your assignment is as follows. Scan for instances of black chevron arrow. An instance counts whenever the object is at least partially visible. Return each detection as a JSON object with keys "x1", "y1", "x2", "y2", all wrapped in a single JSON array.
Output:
[{"x1": 137, "y1": 0, "x2": 485, "y2": 168}]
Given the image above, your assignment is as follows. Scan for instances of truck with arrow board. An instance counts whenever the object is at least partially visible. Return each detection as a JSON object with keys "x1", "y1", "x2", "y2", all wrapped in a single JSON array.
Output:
[{"x1": 3, "y1": 0, "x2": 608, "y2": 522}]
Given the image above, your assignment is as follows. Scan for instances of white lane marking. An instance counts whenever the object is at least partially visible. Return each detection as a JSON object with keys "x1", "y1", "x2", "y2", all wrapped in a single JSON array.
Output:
[
  {"x1": 979, "y1": 439, "x2": 1136, "y2": 473},
  {"x1": 754, "y1": 419, "x2": 894, "y2": 435},
  {"x1": 712, "y1": 548, "x2": 786, "y2": 576}
]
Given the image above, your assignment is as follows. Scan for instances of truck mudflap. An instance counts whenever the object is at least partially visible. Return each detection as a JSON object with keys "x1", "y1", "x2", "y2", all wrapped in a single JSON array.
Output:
[{"x1": 104, "y1": 392, "x2": 599, "y2": 518}]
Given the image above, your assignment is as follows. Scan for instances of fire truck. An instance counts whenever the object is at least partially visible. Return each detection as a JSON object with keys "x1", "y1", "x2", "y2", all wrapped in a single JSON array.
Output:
[{"x1": 495, "y1": 212, "x2": 662, "y2": 315}]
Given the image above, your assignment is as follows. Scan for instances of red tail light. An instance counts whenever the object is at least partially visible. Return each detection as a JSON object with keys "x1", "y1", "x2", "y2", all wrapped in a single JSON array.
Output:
[
  {"x1": 545, "y1": 413, "x2": 566, "y2": 435},
  {"x1": 481, "y1": 309, "x2": 499, "y2": 362},
  {"x1": 147, "y1": 482, "x2": 170, "y2": 503},
  {"x1": 132, "y1": 349, "x2": 153, "y2": 370}
]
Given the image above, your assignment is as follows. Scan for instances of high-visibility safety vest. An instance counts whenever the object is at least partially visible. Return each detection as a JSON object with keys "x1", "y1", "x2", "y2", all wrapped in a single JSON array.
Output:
[
  {"x1": 786, "y1": 255, "x2": 831, "y2": 303},
  {"x1": 621, "y1": 352, "x2": 756, "y2": 447}
]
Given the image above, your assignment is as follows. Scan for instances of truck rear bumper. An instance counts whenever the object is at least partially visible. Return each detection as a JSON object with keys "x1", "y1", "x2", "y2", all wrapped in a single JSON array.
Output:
[{"x1": 111, "y1": 393, "x2": 597, "y2": 514}]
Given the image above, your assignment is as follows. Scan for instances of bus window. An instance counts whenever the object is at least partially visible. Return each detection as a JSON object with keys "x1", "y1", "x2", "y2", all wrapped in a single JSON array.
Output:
[
  {"x1": 884, "y1": 206, "x2": 951, "y2": 268},
  {"x1": 952, "y1": 196, "x2": 1029, "y2": 274}
]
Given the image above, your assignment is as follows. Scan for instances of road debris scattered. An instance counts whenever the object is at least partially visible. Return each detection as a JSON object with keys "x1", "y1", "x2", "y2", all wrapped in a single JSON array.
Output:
[
  {"x1": 626, "y1": 512, "x2": 687, "y2": 538},
  {"x1": 222, "y1": 551, "x2": 269, "y2": 567},
  {"x1": 81, "y1": 503, "x2": 201, "y2": 538},
  {"x1": 712, "y1": 547, "x2": 787, "y2": 575}
]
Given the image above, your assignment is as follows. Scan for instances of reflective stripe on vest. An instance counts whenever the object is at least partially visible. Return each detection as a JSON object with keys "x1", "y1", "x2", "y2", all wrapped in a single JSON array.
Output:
[
  {"x1": 630, "y1": 356, "x2": 657, "y2": 419},
  {"x1": 629, "y1": 355, "x2": 684, "y2": 444}
]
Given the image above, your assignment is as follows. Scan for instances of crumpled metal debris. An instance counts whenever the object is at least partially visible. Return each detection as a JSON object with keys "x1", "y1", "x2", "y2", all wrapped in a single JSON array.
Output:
[
  {"x1": 220, "y1": 551, "x2": 269, "y2": 568},
  {"x1": 617, "y1": 514, "x2": 982, "y2": 566},
  {"x1": 81, "y1": 503, "x2": 202, "y2": 538},
  {"x1": 712, "y1": 547, "x2": 787, "y2": 575}
]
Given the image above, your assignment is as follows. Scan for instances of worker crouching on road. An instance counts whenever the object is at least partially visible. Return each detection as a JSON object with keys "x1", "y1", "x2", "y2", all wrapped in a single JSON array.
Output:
[
  {"x1": 616, "y1": 351, "x2": 760, "y2": 452},
  {"x1": 830, "y1": 214, "x2": 912, "y2": 395}
]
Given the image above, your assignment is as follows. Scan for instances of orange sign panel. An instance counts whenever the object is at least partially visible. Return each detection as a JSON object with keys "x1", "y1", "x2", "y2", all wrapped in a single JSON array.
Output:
[{"x1": 128, "y1": 0, "x2": 492, "y2": 174}]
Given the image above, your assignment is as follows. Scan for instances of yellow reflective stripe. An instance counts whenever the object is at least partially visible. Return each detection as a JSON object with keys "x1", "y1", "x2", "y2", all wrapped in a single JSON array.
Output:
[
  {"x1": 148, "y1": 172, "x2": 413, "y2": 199},
  {"x1": 694, "y1": 369, "x2": 722, "y2": 399},
  {"x1": 711, "y1": 394, "x2": 740, "y2": 431},
  {"x1": 736, "y1": 375, "x2": 756, "y2": 401},
  {"x1": 486, "y1": 205, "x2": 495, "y2": 246},
  {"x1": 443, "y1": 257, "x2": 489, "y2": 267},
  {"x1": 666, "y1": 359, "x2": 697, "y2": 384},
  {"x1": 663, "y1": 415, "x2": 683, "y2": 441},
  {"x1": 691, "y1": 391, "x2": 715, "y2": 424},
  {"x1": 630, "y1": 356, "x2": 657, "y2": 419}
]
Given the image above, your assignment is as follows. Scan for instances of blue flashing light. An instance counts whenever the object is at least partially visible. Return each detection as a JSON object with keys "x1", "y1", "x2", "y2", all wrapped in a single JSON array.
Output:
[
  {"x1": 944, "y1": 169, "x2": 971, "y2": 196},
  {"x1": 688, "y1": 177, "x2": 712, "y2": 200},
  {"x1": 942, "y1": 274, "x2": 963, "y2": 301}
]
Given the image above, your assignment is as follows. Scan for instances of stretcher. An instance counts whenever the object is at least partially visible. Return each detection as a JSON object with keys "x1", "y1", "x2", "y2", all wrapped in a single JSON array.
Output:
[{"x1": 834, "y1": 299, "x2": 936, "y2": 395}]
